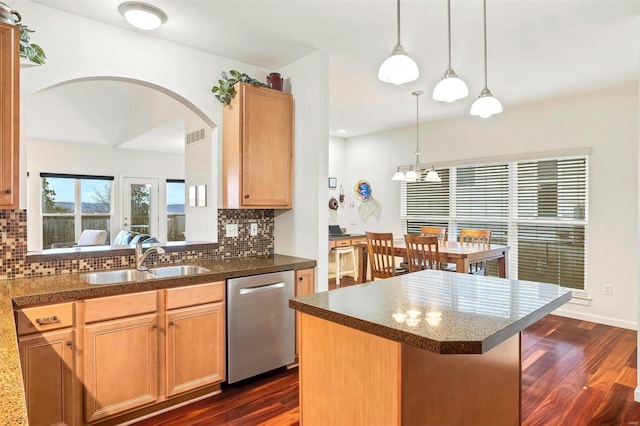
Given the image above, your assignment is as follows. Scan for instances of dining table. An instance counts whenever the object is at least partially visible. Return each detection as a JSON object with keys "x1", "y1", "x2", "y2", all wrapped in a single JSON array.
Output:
[{"x1": 356, "y1": 239, "x2": 510, "y2": 282}]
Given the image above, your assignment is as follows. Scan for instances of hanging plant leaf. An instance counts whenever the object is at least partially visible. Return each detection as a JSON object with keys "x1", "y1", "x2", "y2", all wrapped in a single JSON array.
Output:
[{"x1": 211, "y1": 70, "x2": 267, "y2": 105}]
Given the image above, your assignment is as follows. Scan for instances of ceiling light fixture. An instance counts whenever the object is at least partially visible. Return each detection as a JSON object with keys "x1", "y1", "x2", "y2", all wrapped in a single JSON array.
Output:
[
  {"x1": 118, "y1": 2, "x2": 167, "y2": 31},
  {"x1": 378, "y1": 0, "x2": 419, "y2": 85},
  {"x1": 391, "y1": 91, "x2": 441, "y2": 183},
  {"x1": 470, "y1": 0, "x2": 502, "y2": 118},
  {"x1": 433, "y1": 0, "x2": 468, "y2": 103}
]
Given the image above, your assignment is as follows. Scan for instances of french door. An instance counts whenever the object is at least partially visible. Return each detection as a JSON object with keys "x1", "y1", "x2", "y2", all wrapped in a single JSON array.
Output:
[{"x1": 123, "y1": 177, "x2": 159, "y2": 238}]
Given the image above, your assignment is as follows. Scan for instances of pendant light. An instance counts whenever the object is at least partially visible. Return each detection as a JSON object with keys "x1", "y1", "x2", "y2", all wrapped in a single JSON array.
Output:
[
  {"x1": 470, "y1": 0, "x2": 502, "y2": 118},
  {"x1": 433, "y1": 0, "x2": 468, "y2": 102},
  {"x1": 391, "y1": 91, "x2": 441, "y2": 183},
  {"x1": 378, "y1": 0, "x2": 419, "y2": 85}
]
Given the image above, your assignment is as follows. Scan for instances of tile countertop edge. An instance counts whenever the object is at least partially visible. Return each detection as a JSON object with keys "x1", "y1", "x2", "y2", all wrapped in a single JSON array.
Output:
[{"x1": 1, "y1": 254, "x2": 316, "y2": 425}]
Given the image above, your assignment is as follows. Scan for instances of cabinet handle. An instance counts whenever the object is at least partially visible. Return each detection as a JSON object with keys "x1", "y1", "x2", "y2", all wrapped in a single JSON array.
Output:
[
  {"x1": 35, "y1": 316, "x2": 60, "y2": 325},
  {"x1": 298, "y1": 276, "x2": 303, "y2": 281},
  {"x1": 168, "y1": 321, "x2": 175, "y2": 326},
  {"x1": 152, "y1": 324, "x2": 158, "y2": 329},
  {"x1": 244, "y1": 194, "x2": 250, "y2": 199},
  {"x1": 66, "y1": 341, "x2": 72, "y2": 348},
  {"x1": 4, "y1": 189, "x2": 11, "y2": 194}
]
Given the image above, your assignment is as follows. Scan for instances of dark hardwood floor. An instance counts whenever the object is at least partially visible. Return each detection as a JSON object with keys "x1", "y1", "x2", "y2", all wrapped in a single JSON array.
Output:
[{"x1": 135, "y1": 278, "x2": 639, "y2": 426}]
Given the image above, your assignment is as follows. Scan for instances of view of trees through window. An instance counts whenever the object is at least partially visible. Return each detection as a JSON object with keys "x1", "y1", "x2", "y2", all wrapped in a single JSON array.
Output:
[{"x1": 42, "y1": 176, "x2": 112, "y2": 249}]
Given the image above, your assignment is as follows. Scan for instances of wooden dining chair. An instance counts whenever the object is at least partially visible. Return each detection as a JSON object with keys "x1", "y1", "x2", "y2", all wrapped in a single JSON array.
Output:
[
  {"x1": 365, "y1": 232, "x2": 408, "y2": 280},
  {"x1": 420, "y1": 226, "x2": 447, "y2": 242},
  {"x1": 404, "y1": 234, "x2": 440, "y2": 272},
  {"x1": 459, "y1": 228, "x2": 492, "y2": 275}
]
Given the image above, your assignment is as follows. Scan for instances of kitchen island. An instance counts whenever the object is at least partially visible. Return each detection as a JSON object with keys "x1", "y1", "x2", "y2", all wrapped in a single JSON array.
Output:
[{"x1": 290, "y1": 270, "x2": 571, "y2": 425}]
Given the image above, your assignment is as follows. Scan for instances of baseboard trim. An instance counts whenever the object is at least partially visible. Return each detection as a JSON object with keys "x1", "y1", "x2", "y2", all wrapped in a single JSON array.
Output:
[{"x1": 553, "y1": 308, "x2": 637, "y2": 330}]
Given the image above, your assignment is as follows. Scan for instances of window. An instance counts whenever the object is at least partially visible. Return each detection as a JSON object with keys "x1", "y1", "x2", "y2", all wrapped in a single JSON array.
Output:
[
  {"x1": 166, "y1": 180, "x2": 185, "y2": 242},
  {"x1": 41, "y1": 174, "x2": 113, "y2": 249},
  {"x1": 401, "y1": 154, "x2": 588, "y2": 291}
]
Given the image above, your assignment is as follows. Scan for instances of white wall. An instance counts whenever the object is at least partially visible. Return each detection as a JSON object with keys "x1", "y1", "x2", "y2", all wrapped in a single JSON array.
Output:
[
  {"x1": 274, "y1": 51, "x2": 330, "y2": 292},
  {"x1": 344, "y1": 84, "x2": 639, "y2": 329},
  {"x1": 328, "y1": 136, "x2": 356, "y2": 230},
  {"x1": 27, "y1": 139, "x2": 185, "y2": 250},
  {"x1": 17, "y1": 1, "x2": 268, "y2": 243}
]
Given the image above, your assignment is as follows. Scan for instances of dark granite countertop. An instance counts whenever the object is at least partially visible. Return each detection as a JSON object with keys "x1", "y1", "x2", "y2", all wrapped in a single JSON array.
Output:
[
  {"x1": 290, "y1": 269, "x2": 571, "y2": 355},
  {"x1": 1, "y1": 254, "x2": 315, "y2": 425}
]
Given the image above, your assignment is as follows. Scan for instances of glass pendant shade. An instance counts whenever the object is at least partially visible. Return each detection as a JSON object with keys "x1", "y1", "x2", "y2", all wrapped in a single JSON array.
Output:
[
  {"x1": 424, "y1": 168, "x2": 442, "y2": 182},
  {"x1": 433, "y1": 69, "x2": 468, "y2": 102},
  {"x1": 392, "y1": 168, "x2": 406, "y2": 181},
  {"x1": 404, "y1": 168, "x2": 418, "y2": 182},
  {"x1": 378, "y1": 45, "x2": 419, "y2": 85},
  {"x1": 470, "y1": 88, "x2": 502, "y2": 118}
]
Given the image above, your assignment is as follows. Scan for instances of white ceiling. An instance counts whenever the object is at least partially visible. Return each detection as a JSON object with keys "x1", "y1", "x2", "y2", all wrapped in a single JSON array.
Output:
[
  {"x1": 28, "y1": 80, "x2": 207, "y2": 153},
  {"x1": 30, "y1": 0, "x2": 640, "y2": 138}
]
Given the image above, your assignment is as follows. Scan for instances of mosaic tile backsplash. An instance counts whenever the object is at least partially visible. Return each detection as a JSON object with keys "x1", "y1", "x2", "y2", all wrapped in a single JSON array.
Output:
[{"x1": 0, "y1": 209, "x2": 274, "y2": 279}]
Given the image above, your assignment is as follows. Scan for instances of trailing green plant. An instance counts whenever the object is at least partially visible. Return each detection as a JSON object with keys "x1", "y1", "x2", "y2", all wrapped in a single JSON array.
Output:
[
  {"x1": 211, "y1": 70, "x2": 266, "y2": 105},
  {"x1": 19, "y1": 24, "x2": 46, "y2": 65}
]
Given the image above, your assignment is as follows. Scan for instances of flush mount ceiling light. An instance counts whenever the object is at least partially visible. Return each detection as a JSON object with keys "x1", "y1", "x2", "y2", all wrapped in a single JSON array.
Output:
[
  {"x1": 391, "y1": 91, "x2": 441, "y2": 183},
  {"x1": 118, "y1": 2, "x2": 167, "y2": 30},
  {"x1": 470, "y1": 0, "x2": 502, "y2": 118},
  {"x1": 433, "y1": 0, "x2": 468, "y2": 103},
  {"x1": 378, "y1": 0, "x2": 419, "y2": 85}
]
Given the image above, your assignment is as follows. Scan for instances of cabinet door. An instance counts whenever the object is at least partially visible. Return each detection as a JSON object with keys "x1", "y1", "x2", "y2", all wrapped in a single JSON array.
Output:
[
  {"x1": 19, "y1": 329, "x2": 74, "y2": 426},
  {"x1": 242, "y1": 84, "x2": 293, "y2": 208},
  {"x1": 166, "y1": 302, "x2": 225, "y2": 397},
  {"x1": 0, "y1": 23, "x2": 19, "y2": 209},
  {"x1": 84, "y1": 314, "x2": 159, "y2": 422},
  {"x1": 295, "y1": 268, "x2": 315, "y2": 358}
]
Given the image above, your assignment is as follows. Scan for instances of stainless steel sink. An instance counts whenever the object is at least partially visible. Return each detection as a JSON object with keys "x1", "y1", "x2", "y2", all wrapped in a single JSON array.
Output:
[
  {"x1": 147, "y1": 265, "x2": 211, "y2": 278},
  {"x1": 82, "y1": 269, "x2": 156, "y2": 285}
]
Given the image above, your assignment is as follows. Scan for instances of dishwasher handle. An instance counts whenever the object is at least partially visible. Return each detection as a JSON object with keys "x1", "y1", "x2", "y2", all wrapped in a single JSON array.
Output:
[{"x1": 238, "y1": 282, "x2": 286, "y2": 295}]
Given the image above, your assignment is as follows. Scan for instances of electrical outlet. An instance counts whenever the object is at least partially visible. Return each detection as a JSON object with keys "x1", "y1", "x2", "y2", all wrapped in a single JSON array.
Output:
[
  {"x1": 250, "y1": 223, "x2": 258, "y2": 236},
  {"x1": 604, "y1": 284, "x2": 613, "y2": 296},
  {"x1": 225, "y1": 224, "x2": 238, "y2": 238}
]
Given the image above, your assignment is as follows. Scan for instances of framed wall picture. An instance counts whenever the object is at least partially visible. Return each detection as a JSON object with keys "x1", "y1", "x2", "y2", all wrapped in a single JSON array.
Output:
[{"x1": 328, "y1": 177, "x2": 337, "y2": 188}]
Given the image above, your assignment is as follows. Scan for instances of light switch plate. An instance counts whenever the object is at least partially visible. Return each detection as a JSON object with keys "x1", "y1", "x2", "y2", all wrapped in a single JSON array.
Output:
[
  {"x1": 226, "y1": 224, "x2": 238, "y2": 238},
  {"x1": 250, "y1": 223, "x2": 258, "y2": 236}
]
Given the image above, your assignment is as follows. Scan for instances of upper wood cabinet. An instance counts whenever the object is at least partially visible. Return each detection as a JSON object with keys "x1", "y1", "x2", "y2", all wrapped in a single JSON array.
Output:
[
  {"x1": 222, "y1": 82, "x2": 293, "y2": 209},
  {"x1": 0, "y1": 23, "x2": 19, "y2": 209}
]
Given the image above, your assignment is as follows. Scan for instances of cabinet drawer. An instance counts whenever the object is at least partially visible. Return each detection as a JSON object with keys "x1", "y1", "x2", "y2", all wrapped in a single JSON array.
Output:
[
  {"x1": 166, "y1": 282, "x2": 224, "y2": 310},
  {"x1": 84, "y1": 291, "x2": 157, "y2": 323},
  {"x1": 350, "y1": 237, "x2": 366, "y2": 245},
  {"x1": 16, "y1": 302, "x2": 74, "y2": 336},
  {"x1": 333, "y1": 240, "x2": 350, "y2": 248}
]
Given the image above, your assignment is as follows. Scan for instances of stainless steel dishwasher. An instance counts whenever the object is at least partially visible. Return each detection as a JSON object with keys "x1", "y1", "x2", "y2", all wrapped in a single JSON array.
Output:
[{"x1": 226, "y1": 270, "x2": 295, "y2": 384}]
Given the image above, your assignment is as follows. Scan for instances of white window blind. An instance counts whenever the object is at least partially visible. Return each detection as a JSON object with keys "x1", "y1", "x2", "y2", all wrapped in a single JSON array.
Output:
[
  {"x1": 515, "y1": 158, "x2": 587, "y2": 290},
  {"x1": 400, "y1": 155, "x2": 588, "y2": 291}
]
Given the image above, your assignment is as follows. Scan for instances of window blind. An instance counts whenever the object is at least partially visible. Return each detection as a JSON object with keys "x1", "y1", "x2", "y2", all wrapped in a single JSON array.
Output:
[{"x1": 400, "y1": 155, "x2": 588, "y2": 291}]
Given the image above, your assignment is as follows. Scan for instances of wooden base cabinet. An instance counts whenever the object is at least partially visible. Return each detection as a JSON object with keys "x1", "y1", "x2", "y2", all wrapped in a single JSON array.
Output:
[
  {"x1": 18, "y1": 329, "x2": 75, "y2": 426},
  {"x1": 166, "y1": 302, "x2": 225, "y2": 396},
  {"x1": 295, "y1": 268, "x2": 314, "y2": 358},
  {"x1": 83, "y1": 313, "x2": 159, "y2": 422}
]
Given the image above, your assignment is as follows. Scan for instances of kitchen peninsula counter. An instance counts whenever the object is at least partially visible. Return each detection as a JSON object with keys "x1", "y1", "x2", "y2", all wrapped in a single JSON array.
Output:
[
  {"x1": 1, "y1": 254, "x2": 315, "y2": 425},
  {"x1": 290, "y1": 270, "x2": 571, "y2": 425}
]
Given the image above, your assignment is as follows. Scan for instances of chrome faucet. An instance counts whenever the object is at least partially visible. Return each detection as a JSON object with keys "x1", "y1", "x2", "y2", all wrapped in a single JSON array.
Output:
[{"x1": 135, "y1": 240, "x2": 166, "y2": 271}]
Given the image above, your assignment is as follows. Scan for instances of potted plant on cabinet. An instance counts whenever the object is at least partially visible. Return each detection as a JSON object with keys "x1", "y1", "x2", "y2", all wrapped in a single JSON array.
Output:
[
  {"x1": 19, "y1": 24, "x2": 46, "y2": 64},
  {"x1": 211, "y1": 70, "x2": 266, "y2": 105}
]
